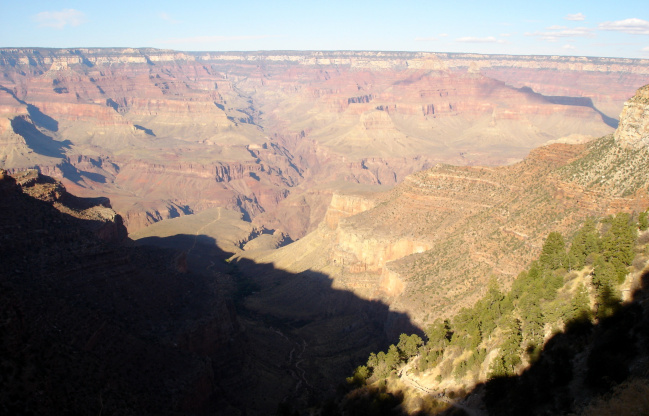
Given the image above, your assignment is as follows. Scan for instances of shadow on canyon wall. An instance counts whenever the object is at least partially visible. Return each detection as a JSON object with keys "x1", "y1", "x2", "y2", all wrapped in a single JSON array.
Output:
[
  {"x1": 56, "y1": 160, "x2": 108, "y2": 184},
  {"x1": 517, "y1": 86, "x2": 619, "y2": 129},
  {"x1": 1, "y1": 173, "x2": 423, "y2": 415},
  {"x1": 137, "y1": 231, "x2": 423, "y2": 412},
  {"x1": 10, "y1": 115, "x2": 70, "y2": 158},
  {"x1": 26, "y1": 104, "x2": 59, "y2": 132},
  {"x1": 1, "y1": 178, "x2": 244, "y2": 415}
]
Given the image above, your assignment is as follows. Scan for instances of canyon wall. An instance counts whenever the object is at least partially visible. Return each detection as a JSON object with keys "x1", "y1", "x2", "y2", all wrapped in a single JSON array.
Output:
[
  {"x1": 1, "y1": 48, "x2": 648, "y2": 238},
  {"x1": 0, "y1": 170, "x2": 249, "y2": 414},
  {"x1": 242, "y1": 85, "x2": 649, "y2": 327}
]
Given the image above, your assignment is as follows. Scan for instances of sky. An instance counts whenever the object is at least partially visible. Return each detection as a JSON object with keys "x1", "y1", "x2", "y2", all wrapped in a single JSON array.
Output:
[{"x1": 1, "y1": 1, "x2": 648, "y2": 59}]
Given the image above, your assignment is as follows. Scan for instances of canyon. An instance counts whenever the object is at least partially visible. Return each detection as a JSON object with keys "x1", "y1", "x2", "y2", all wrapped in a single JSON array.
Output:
[
  {"x1": 2, "y1": 48, "x2": 649, "y2": 415},
  {"x1": 1, "y1": 49, "x2": 648, "y2": 239}
]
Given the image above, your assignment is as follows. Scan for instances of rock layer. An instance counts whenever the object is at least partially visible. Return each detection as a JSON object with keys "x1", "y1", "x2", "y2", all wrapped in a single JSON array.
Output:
[
  {"x1": 241, "y1": 85, "x2": 649, "y2": 327},
  {"x1": 615, "y1": 84, "x2": 649, "y2": 149},
  {"x1": 1, "y1": 48, "x2": 648, "y2": 238}
]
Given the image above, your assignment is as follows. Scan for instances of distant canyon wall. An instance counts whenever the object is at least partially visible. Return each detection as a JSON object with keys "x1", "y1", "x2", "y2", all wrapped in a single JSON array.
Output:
[
  {"x1": 4, "y1": 48, "x2": 646, "y2": 72},
  {"x1": 1, "y1": 48, "x2": 648, "y2": 236}
]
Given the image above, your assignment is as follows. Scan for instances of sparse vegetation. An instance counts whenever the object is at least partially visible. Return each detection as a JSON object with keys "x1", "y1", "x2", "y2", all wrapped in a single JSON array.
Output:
[{"x1": 342, "y1": 210, "x2": 647, "y2": 415}]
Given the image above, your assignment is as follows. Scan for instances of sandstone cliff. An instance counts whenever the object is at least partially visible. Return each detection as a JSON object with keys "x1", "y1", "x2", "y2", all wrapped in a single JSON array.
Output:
[{"x1": 615, "y1": 84, "x2": 649, "y2": 149}]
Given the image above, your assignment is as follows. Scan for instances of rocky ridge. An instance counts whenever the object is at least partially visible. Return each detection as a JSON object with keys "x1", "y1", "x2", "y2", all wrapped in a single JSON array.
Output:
[
  {"x1": 0, "y1": 169, "x2": 247, "y2": 415},
  {"x1": 615, "y1": 84, "x2": 649, "y2": 149},
  {"x1": 240, "y1": 84, "x2": 649, "y2": 327}
]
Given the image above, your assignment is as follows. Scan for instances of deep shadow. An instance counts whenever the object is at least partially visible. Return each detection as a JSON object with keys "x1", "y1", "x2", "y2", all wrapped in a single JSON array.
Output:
[
  {"x1": 135, "y1": 227, "x2": 422, "y2": 412},
  {"x1": 106, "y1": 98, "x2": 120, "y2": 112},
  {"x1": 10, "y1": 116, "x2": 70, "y2": 158},
  {"x1": 0, "y1": 85, "x2": 59, "y2": 132},
  {"x1": 0, "y1": 170, "x2": 422, "y2": 415},
  {"x1": 517, "y1": 86, "x2": 619, "y2": 128},
  {"x1": 71, "y1": 49, "x2": 95, "y2": 67},
  {"x1": 1, "y1": 172, "x2": 270, "y2": 415}
]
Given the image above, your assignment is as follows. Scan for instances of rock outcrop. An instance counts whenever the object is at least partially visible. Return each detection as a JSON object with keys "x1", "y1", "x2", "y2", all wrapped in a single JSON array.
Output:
[
  {"x1": 615, "y1": 84, "x2": 649, "y2": 148},
  {"x1": 0, "y1": 171, "x2": 244, "y2": 415}
]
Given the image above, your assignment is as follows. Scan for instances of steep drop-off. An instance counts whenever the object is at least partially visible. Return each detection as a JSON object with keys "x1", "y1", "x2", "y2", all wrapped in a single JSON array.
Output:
[
  {"x1": 0, "y1": 169, "x2": 424, "y2": 415},
  {"x1": 0, "y1": 170, "x2": 246, "y2": 415}
]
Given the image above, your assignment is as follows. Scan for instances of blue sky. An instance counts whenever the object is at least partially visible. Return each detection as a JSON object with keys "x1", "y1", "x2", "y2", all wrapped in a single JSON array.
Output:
[{"x1": 1, "y1": 1, "x2": 648, "y2": 58}]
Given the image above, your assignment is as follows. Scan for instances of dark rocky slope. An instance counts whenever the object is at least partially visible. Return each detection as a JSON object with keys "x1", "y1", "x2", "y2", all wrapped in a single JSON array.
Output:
[{"x1": 0, "y1": 170, "x2": 244, "y2": 415}]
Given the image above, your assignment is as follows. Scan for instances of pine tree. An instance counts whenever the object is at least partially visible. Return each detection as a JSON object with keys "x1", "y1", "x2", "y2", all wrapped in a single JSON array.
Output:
[
  {"x1": 476, "y1": 278, "x2": 506, "y2": 336},
  {"x1": 592, "y1": 256, "x2": 621, "y2": 319},
  {"x1": 385, "y1": 344, "x2": 400, "y2": 370},
  {"x1": 540, "y1": 232, "x2": 568, "y2": 270},
  {"x1": 425, "y1": 318, "x2": 451, "y2": 347},
  {"x1": 452, "y1": 307, "x2": 482, "y2": 349},
  {"x1": 489, "y1": 317, "x2": 522, "y2": 378},
  {"x1": 520, "y1": 297, "x2": 544, "y2": 348},
  {"x1": 397, "y1": 334, "x2": 423, "y2": 359},
  {"x1": 569, "y1": 219, "x2": 599, "y2": 268},
  {"x1": 639, "y1": 211, "x2": 648, "y2": 231},
  {"x1": 367, "y1": 352, "x2": 378, "y2": 369},
  {"x1": 600, "y1": 213, "x2": 636, "y2": 281},
  {"x1": 568, "y1": 283, "x2": 591, "y2": 323},
  {"x1": 346, "y1": 365, "x2": 370, "y2": 386}
]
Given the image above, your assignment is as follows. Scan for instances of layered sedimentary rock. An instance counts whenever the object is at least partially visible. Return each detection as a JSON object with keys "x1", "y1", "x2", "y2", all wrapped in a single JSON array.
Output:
[
  {"x1": 1, "y1": 48, "x2": 648, "y2": 237},
  {"x1": 240, "y1": 85, "x2": 649, "y2": 327},
  {"x1": 615, "y1": 84, "x2": 649, "y2": 149}
]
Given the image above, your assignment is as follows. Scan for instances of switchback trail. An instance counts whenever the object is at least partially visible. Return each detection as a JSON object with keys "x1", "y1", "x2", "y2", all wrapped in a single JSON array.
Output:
[
  {"x1": 399, "y1": 365, "x2": 485, "y2": 416},
  {"x1": 272, "y1": 327, "x2": 315, "y2": 402}
]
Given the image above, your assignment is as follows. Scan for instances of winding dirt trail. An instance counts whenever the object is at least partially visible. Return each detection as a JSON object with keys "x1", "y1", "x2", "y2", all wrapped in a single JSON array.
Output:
[
  {"x1": 399, "y1": 365, "x2": 485, "y2": 416},
  {"x1": 272, "y1": 327, "x2": 314, "y2": 401}
]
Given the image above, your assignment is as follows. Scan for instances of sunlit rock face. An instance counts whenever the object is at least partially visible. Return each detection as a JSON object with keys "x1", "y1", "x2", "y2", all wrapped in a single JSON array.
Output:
[{"x1": 615, "y1": 84, "x2": 649, "y2": 149}]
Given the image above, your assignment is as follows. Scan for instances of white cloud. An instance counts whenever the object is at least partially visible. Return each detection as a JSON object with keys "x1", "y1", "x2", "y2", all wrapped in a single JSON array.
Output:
[
  {"x1": 455, "y1": 36, "x2": 507, "y2": 44},
  {"x1": 33, "y1": 9, "x2": 86, "y2": 29},
  {"x1": 438, "y1": 33, "x2": 449, "y2": 37},
  {"x1": 562, "y1": 44, "x2": 576, "y2": 50},
  {"x1": 643, "y1": 46, "x2": 649, "y2": 51},
  {"x1": 158, "y1": 12, "x2": 181, "y2": 24},
  {"x1": 526, "y1": 26, "x2": 594, "y2": 42},
  {"x1": 565, "y1": 13, "x2": 585, "y2": 21},
  {"x1": 162, "y1": 35, "x2": 278, "y2": 44},
  {"x1": 598, "y1": 18, "x2": 649, "y2": 35}
]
